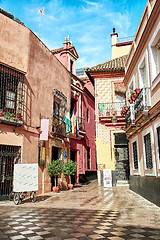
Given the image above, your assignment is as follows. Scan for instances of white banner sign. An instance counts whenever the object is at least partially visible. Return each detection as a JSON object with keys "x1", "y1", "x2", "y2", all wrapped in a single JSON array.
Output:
[
  {"x1": 40, "y1": 119, "x2": 49, "y2": 141},
  {"x1": 13, "y1": 164, "x2": 38, "y2": 192},
  {"x1": 103, "y1": 169, "x2": 112, "y2": 188}
]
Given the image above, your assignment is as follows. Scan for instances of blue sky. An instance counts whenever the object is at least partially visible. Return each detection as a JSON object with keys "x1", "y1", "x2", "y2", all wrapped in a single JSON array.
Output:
[{"x1": 0, "y1": 0, "x2": 147, "y2": 68}]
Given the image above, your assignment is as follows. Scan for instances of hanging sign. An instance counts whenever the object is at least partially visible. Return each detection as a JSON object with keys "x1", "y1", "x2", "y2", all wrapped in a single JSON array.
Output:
[{"x1": 40, "y1": 119, "x2": 49, "y2": 141}]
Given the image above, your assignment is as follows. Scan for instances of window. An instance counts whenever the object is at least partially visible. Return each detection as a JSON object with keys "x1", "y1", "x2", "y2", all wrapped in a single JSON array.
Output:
[
  {"x1": 132, "y1": 141, "x2": 138, "y2": 170},
  {"x1": 70, "y1": 60, "x2": 73, "y2": 73},
  {"x1": 149, "y1": 23, "x2": 160, "y2": 89},
  {"x1": 87, "y1": 147, "x2": 90, "y2": 169},
  {"x1": 0, "y1": 64, "x2": 25, "y2": 121},
  {"x1": 53, "y1": 89, "x2": 66, "y2": 122},
  {"x1": 52, "y1": 89, "x2": 67, "y2": 134},
  {"x1": 131, "y1": 136, "x2": 140, "y2": 175},
  {"x1": 128, "y1": 76, "x2": 135, "y2": 95},
  {"x1": 70, "y1": 99, "x2": 76, "y2": 117},
  {"x1": 142, "y1": 126, "x2": 156, "y2": 176},
  {"x1": 154, "y1": 120, "x2": 160, "y2": 174},
  {"x1": 87, "y1": 108, "x2": 89, "y2": 123},
  {"x1": 144, "y1": 133, "x2": 153, "y2": 169},
  {"x1": 157, "y1": 126, "x2": 160, "y2": 163}
]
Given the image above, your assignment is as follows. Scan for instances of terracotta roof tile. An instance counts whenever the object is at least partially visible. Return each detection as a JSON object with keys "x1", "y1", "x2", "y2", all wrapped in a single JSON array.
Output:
[{"x1": 87, "y1": 55, "x2": 128, "y2": 72}]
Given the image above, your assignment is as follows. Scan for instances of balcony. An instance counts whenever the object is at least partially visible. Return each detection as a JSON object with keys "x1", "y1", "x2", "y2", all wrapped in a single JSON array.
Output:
[
  {"x1": 125, "y1": 88, "x2": 151, "y2": 134},
  {"x1": 98, "y1": 101, "x2": 126, "y2": 126},
  {"x1": 51, "y1": 120, "x2": 66, "y2": 137},
  {"x1": 98, "y1": 101, "x2": 126, "y2": 117},
  {"x1": 78, "y1": 117, "x2": 85, "y2": 132},
  {"x1": 134, "y1": 88, "x2": 151, "y2": 118},
  {"x1": 70, "y1": 116, "x2": 86, "y2": 140}
]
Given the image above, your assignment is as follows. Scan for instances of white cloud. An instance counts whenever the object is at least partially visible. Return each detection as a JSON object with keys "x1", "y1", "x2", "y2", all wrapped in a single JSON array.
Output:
[
  {"x1": 82, "y1": 0, "x2": 103, "y2": 13},
  {"x1": 83, "y1": 0, "x2": 98, "y2": 6}
]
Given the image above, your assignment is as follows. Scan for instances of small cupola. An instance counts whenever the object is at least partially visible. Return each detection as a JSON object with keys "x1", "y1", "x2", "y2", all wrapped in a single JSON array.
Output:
[{"x1": 63, "y1": 35, "x2": 72, "y2": 49}]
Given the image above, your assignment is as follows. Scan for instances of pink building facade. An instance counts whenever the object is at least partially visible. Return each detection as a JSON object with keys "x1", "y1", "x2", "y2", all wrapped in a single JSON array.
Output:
[
  {"x1": 0, "y1": 10, "x2": 71, "y2": 199},
  {"x1": 52, "y1": 38, "x2": 97, "y2": 183}
]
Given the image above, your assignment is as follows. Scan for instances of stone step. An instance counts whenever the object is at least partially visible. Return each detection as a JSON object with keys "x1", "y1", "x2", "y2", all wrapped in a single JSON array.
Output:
[{"x1": 116, "y1": 180, "x2": 129, "y2": 186}]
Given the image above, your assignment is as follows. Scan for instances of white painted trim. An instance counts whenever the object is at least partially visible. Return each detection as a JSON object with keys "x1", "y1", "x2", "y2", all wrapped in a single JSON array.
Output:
[
  {"x1": 138, "y1": 49, "x2": 150, "y2": 89},
  {"x1": 148, "y1": 22, "x2": 160, "y2": 88},
  {"x1": 131, "y1": 136, "x2": 140, "y2": 175},
  {"x1": 142, "y1": 126, "x2": 156, "y2": 176},
  {"x1": 154, "y1": 119, "x2": 160, "y2": 176},
  {"x1": 128, "y1": 75, "x2": 135, "y2": 93},
  {"x1": 138, "y1": 49, "x2": 151, "y2": 106}
]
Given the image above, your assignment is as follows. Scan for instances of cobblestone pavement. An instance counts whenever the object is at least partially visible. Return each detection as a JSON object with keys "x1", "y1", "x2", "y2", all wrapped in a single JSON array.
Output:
[{"x1": 0, "y1": 180, "x2": 160, "y2": 240}]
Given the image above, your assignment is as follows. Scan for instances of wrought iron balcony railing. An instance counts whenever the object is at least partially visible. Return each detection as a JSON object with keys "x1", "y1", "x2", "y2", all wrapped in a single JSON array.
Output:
[
  {"x1": 78, "y1": 117, "x2": 85, "y2": 132},
  {"x1": 134, "y1": 88, "x2": 151, "y2": 119},
  {"x1": 125, "y1": 88, "x2": 151, "y2": 128},
  {"x1": 98, "y1": 101, "x2": 126, "y2": 117},
  {"x1": 125, "y1": 104, "x2": 135, "y2": 128},
  {"x1": 52, "y1": 120, "x2": 66, "y2": 136}
]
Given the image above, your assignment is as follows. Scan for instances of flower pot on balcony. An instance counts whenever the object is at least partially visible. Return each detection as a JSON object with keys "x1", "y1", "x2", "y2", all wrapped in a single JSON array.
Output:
[
  {"x1": 133, "y1": 93, "x2": 137, "y2": 98},
  {"x1": 106, "y1": 112, "x2": 110, "y2": 116},
  {"x1": 113, "y1": 112, "x2": 117, "y2": 116},
  {"x1": 131, "y1": 96, "x2": 135, "y2": 101},
  {"x1": 68, "y1": 184, "x2": 73, "y2": 190},
  {"x1": 17, "y1": 113, "x2": 22, "y2": 121},
  {"x1": 128, "y1": 99, "x2": 133, "y2": 104},
  {"x1": 0, "y1": 109, "x2": 3, "y2": 117},
  {"x1": 52, "y1": 186, "x2": 59, "y2": 193},
  {"x1": 135, "y1": 88, "x2": 140, "y2": 94}
]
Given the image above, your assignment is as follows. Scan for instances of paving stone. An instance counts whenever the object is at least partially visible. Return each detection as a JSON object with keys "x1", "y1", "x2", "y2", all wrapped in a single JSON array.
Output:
[{"x1": 0, "y1": 180, "x2": 159, "y2": 240}]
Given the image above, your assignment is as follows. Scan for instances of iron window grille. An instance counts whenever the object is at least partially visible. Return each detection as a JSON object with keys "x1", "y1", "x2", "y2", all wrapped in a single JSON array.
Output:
[
  {"x1": 52, "y1": 89, "x2": 67, "y2": 135},
  {"x1": 157, "y1": 126, "x2": 160, "y2": 163},
  {"x1": 0, "y1": 64, "x2": 25, "y2": 124},
  {"x1": 132, "y1": 141, "x2": 138, "y2": 170},
  {"x1": 144, "y1": 133, "x2": 153, "y2": 169},
  {"x1": 0, "y1": 145, "x2": 21, "y2": 198},
  {"x1": 87, "y1": 147, "x2": 90, "y2": 170}
]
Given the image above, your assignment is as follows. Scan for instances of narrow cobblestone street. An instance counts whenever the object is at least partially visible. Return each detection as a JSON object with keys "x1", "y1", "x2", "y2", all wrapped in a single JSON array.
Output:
[{"x1": 0, "y1": 180, "x2": 160, "y2": 240}]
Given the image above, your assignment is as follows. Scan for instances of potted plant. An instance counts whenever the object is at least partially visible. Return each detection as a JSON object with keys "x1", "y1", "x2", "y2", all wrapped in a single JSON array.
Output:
[
  {"x1": 48, "y1": 159, "x2": 63, "y2": 193},
  {"x1": 62, "y1": 160, "x2": 77, "y2": 190},
  {"x1": 128, "y1": 99, "x2": 133, "y2": 104},
  {"x1": 17, "y1": 113, "x2": 22, "y2": 121},
  {"x1": 135, "y1": 88, "x2": 140, "y2": 94},
  {"x1": 112, "y1": 110, "x2": 117, "y2": 116},
  {"x1": 106, "y1": 111, "x2": 110, "y2": 116},
  {"x1": 0, "y1": 109, "x2": 3, "y2": 117}
]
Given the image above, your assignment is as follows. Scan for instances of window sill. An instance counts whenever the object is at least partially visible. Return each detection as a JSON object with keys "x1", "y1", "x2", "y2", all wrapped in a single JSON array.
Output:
[
  {"x1": 151, "y1": 73, "x2": 160, "y2": 90},
  {"x1": 144, "y1": 169, "x2": 156, "y2": 176},
  {"x1": 0, "y1": 117, "x2": 23, "y2": 126},
  {"x1": 132, "y1": 169, "x2": 140, "y2": 175}
]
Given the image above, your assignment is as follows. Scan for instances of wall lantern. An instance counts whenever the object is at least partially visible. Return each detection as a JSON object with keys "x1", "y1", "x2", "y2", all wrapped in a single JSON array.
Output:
[{"x1": 112, "y1": 115, "x2": 117, "y2": 125}]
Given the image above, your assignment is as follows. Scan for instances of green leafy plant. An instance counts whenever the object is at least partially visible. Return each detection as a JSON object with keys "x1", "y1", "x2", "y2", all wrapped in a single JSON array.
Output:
[
  {"x1": 62, "y1": 160, "x2": 77, "y2": 184},
  {"x1": 3, "y1": 112, "x2": 16, "y2": 121},
  {"x1": 48, "y1": 159, "x2": 63, "y2": 187}
]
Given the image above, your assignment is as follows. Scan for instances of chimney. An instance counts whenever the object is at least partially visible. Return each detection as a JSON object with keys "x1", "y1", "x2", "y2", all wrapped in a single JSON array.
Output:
[{"x1": 111, "y1": 28, "x2": 118, "y2": 59}]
